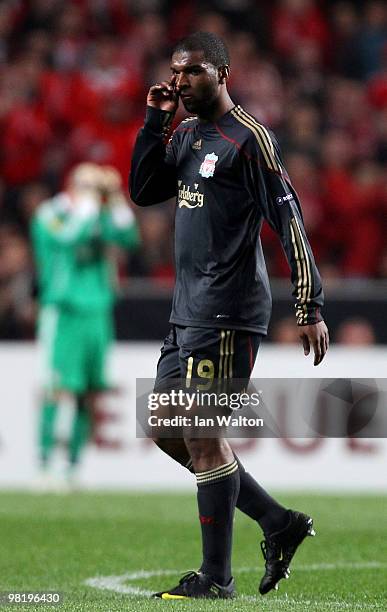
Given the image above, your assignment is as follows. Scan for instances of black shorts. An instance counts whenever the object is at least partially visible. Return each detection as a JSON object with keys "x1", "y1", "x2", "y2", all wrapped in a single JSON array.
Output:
[{"x1": 154, "y1": 325, "x2": 262, "y2": 392}]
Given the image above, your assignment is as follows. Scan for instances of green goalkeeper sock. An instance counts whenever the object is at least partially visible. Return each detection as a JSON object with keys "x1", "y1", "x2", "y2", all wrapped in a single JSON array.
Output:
[
  {"x1": 39, "y1": 400, "x2": 58, "y2": 467},
  {"x1": 69, "y1": 396, "x2": 90, "y2": 466}
]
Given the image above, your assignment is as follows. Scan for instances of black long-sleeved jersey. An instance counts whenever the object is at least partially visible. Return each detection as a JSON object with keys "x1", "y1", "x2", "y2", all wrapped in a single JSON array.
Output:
[{"x1": 130, "y1": 104, "x2": 324, "y2": 334}]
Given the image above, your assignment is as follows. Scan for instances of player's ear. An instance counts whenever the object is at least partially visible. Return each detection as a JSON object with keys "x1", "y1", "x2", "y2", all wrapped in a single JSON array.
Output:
[{"x1": 218, "y1": 65, "x2": 230, "y2": 84}]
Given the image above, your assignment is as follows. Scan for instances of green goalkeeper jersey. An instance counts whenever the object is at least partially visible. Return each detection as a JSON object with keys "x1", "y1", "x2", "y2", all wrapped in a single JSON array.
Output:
[{"x1": 32, "y1": 192, "x2": 139, "y2": 312}]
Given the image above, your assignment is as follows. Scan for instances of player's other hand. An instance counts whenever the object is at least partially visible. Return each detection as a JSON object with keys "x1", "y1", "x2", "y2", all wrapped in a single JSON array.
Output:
[
  {"x1": 299, "y1": 321, "x2": 329, "y2": 366},
  {"x1": 147, "y1": 78, "x2": 179, "y2": 113}
]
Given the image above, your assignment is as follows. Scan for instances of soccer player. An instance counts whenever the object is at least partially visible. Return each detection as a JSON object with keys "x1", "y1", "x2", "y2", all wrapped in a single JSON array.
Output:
[
  {"x1": 32, "y1": 162, "x2": 139, "y2": 489},
  {"x1": 130, "y1": 32, "x2": 329, "y2": 599}
]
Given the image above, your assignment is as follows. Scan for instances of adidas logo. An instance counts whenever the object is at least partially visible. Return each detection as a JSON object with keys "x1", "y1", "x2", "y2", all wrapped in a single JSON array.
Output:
[{"x1": 192, "y1": 139, "x2": 202, "y2": 150}]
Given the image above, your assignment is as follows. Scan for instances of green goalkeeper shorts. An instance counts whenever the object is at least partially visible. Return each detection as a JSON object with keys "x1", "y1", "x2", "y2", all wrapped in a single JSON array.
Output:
[{"x1": 38, "y1": 306, "x2": 113, "y2": 394}]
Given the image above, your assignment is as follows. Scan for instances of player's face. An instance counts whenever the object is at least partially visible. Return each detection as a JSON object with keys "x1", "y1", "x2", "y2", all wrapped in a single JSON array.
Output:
[{"x1": 170, "y1": 50, "x2": 220, "y2": 115}]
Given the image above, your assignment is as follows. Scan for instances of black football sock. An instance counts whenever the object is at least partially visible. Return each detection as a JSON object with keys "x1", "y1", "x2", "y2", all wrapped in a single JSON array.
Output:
[
  {"x1": 234, "y1": 455, "x2": 289, "y2": 535},
  {"x1": 196, "y1": 460, "x2": 240, "y2": 585},
  {"x1": 155, "y1": 441, "x2": 288, "y2": 535}
]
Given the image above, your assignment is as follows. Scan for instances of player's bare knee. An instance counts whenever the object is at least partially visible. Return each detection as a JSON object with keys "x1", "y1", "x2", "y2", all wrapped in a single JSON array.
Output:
[{"x1": 185, "y1": 438, "x2": 230, "y2": 470}]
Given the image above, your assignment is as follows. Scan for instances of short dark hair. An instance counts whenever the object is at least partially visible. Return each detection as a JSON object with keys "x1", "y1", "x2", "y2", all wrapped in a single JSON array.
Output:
[{"x1": 172, "y1": 32, "x2": 230, "y2": 68}]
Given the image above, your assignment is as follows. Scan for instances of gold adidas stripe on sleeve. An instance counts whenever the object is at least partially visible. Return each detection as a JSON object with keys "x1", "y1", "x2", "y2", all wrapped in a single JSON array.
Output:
[
  {"x1": 290, "y1": 218, "x2": 308, "y2": 305},
  {"x1": 291, "y1": 217, "x2": 312, "y2": 305},
  {"x1": 293, "y1": 216, "x2": 312, "y2": 304},
  {"x1": 290, "y1": 222, "x2": 304, "y2": 306},
  {"x1": 290, "y1": 217, "x2": 313, "y2": 324},
  {"x1": 231, "y1": 106, "x2": 282, "y2": 174}
]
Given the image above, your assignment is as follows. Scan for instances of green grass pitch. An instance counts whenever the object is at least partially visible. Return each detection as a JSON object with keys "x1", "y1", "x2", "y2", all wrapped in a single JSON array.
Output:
[{"x1": 0, "y1": 492, "x2": 386, "y2": 611}]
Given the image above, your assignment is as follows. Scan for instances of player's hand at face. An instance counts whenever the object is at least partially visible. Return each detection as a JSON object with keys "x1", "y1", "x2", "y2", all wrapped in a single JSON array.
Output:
[
  {"x1": 299, "y1": 321, "x2": 329, "y2": 366},
  {"x1": 147, "y1": 77, "x2": 179, "y2": 113}
]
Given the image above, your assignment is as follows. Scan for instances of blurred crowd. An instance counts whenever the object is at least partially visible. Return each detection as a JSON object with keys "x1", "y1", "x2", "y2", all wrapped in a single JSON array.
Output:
[{"x1": 0, "y1": 0, "x2": 386, "y2": 340}]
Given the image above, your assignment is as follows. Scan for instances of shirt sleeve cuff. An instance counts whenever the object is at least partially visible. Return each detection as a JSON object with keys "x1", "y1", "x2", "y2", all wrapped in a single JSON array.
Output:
[
  {"x1": 296, "y1": 305, "x2": 324, "y2": 326},
  {"x1": 144, "y1": 106, "x2": 175, "y2": 136}
]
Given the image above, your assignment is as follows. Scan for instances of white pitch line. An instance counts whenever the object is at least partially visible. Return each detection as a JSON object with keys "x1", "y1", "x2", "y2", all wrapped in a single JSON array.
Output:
[
  {"x1": 85, "y1": 569, "x2": 179, "y2": 597},
  {"x1": 85, "y1": 562, "x2": 387, "y2": 602}
]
